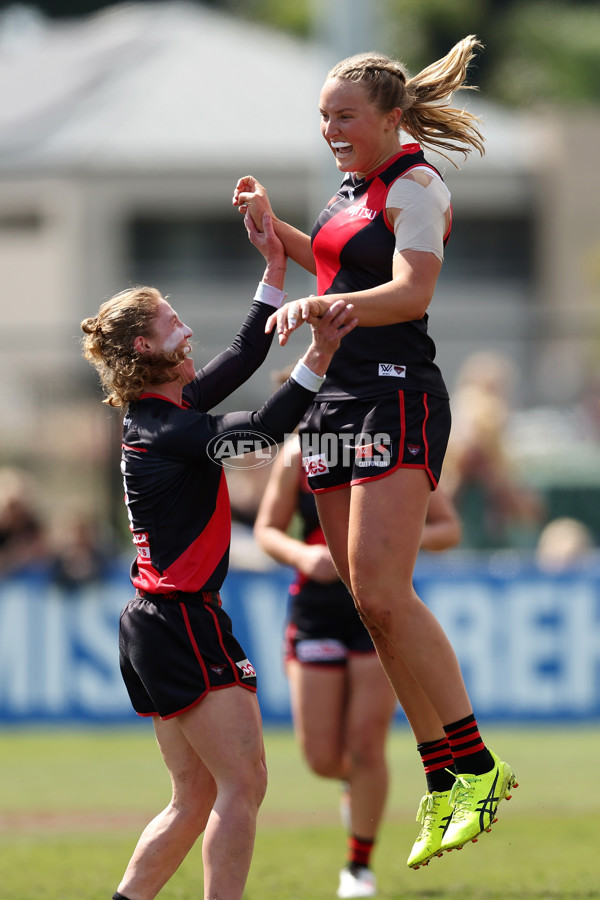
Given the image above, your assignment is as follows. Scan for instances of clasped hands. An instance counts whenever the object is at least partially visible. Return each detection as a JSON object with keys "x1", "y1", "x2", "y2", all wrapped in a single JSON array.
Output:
[{"x1": 266, "y1": 297, "x2": 328, "y2": 346}]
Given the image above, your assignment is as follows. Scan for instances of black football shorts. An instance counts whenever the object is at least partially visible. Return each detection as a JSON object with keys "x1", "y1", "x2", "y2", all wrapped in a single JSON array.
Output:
[
  {"x1": 119, "y1": 590, "x2": 257, "y2": 719},
  {"x1": 299, "y1": 390, "x2": 450, "y2": 493},
  {"x1": 285, "y1": 579, "x2": 375, "y2": 667}
]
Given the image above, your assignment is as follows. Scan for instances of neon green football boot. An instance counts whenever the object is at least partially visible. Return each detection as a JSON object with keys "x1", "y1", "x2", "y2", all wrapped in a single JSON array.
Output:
[
  {"x1": 407, "y1": 789, "x2": 454, "y2": 869},
  {"x1": 441, "y1": 750, "x2": 518, "y2": 852}
]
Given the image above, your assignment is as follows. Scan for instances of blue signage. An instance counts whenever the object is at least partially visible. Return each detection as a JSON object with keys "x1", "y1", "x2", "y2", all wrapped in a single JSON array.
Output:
[{"x1": 1, "y1": 558, "x2": 599, "y2": 723}]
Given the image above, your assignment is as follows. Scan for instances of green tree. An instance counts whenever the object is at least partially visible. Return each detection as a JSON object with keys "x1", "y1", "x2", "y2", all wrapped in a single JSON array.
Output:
[{"x1": 486, "y1": 1, "x2": 600, "y2": 106}]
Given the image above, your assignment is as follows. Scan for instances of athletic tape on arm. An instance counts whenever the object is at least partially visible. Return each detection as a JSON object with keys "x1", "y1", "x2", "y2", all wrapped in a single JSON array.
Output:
[{"x1": 387, "y1": 173, "x2": 451, "y2": 262}]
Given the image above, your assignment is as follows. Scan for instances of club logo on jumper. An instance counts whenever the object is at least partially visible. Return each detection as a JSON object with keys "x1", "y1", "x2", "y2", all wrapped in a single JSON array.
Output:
[
  {"x1": 407, "y1": 444, "x2": 421, "y2": 456},
  {"x1": 379, "y1": 363, "x2": 406, "y2": 378},
  {"x1": 347, "y1": 205, "x2": 377, "y2": 221},
  {"x1": 206, "y1": 431, "x2": 279, "y2": 469},
  {"x1": 355, "y1": 441, "x2": 391, "y2": 468},
  {"x1": 302, "y1": 453, "x2": 329, "y2": 477},
  {"x1": 236, "y1": 658, "x2": 257, "y2": 679},
  {"x1": 132, "y1": 531, "x2": 150, "y2": 559}
]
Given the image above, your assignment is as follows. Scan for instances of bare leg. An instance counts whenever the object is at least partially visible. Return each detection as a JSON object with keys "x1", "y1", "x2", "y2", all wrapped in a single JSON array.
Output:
[
  {"x1": 287, "y1": 660, "x2": 349, "y2": 779},
  {"x1": 348, "y1": 469, "x2": 473, "y2": 724},
  {"x1": 316, "y1": 479, "x2": 472, "y2": 730},
  {"x1": 315, "y1": 487, "x2": 452, "y2": 739},
  {"x1": 117, "y1": 687, "x2": 267, "y2": 900},
  {"x1": 344, "y1": 653, "x2": 397, "y2": 838},
  {"x1": 116, "y1": 717, "x2": 215, "y2": 900},
  {"x1": 287, "y1": 652, "x2": 395, "y2": 857}
]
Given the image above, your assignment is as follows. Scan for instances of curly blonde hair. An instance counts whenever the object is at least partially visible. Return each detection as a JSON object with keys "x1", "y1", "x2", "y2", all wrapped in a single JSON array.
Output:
[
  {"x1": 81, "y1": 286, "x2": 186, "y2": 408},
  {"x1": 328, "y1": 35, "x2": 485, "y2": 163}
]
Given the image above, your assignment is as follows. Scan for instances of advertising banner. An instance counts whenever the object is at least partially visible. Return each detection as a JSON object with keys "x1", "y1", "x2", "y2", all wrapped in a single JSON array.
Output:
[{"x1": 0, "y1": 559, "x2": 599, "y2": 723}]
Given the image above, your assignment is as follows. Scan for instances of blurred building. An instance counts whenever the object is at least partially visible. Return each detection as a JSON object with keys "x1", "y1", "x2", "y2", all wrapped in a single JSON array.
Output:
[{"x1": 0, "y1": 1, "x2": 599, "y2": 537}]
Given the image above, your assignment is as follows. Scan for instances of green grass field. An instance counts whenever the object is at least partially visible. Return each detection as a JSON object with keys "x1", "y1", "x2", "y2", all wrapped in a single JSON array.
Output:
[{"x1": 0, "y1": 723, "x2": 598, "y2": 899}]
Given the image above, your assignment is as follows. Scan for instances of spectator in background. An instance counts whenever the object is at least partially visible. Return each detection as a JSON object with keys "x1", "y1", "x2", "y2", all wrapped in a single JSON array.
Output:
[
  {"x1": 441, "y1": 351, "x2": 543, "y2": 549},
  {"x1": 0, "y1": 466, "x2": 47, "y2": 577},
  {"x1": 254, "y1": 409, "x2": 462, "y2": 898},
  {"x1": 48, "y1": 509, "x2": 112, "y2": 592},
  {"x1": 536, "y1": 517, "x2": 595, "y2": 573}
]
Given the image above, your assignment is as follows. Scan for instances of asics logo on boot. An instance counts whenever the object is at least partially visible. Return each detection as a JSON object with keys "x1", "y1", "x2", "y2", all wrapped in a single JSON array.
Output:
[
  {"x1": 476, "y1": 770, "x2": 500, "y2": 830},
  {"x1": 440, "y1": 812, "x2": 453, "y2": 836}
]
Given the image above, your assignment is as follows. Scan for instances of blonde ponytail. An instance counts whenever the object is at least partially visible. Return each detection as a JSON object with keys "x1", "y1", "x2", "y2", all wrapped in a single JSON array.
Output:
[{"x1": 328, "y1": 35, "x2": 485, "y2": 164}]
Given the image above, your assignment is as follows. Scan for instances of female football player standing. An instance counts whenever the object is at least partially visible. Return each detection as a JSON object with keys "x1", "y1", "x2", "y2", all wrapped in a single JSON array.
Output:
[
  {"x1": 81, "y1": 212, "x2": 356, "y2": 900},
  {"x1": 234, "y1": 36, "x2": 517, "y2": 871}
]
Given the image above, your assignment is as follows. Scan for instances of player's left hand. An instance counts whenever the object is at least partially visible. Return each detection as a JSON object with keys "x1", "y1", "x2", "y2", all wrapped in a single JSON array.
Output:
[{"x1": 266, "y1": 296, "x2": 330, "y2": 346}]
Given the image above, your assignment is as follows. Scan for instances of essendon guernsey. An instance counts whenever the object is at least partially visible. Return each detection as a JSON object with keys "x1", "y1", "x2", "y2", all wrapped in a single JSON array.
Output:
[
  {"x1": 120, "y1": 300, "x2": 314, "y2": 595},
  {"x1": 311, "y1": 145, "x2": 450, "y2": 402}
]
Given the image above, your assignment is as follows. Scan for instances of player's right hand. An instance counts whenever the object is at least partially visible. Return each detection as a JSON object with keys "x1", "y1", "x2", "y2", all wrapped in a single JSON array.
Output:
[
  {"x1": 244, "y1": 211, "x2": 285, "y2": 267},
  {"x1": 233, "y1": 175, "x2": 273, "y2": 232},
  {"x1": 299, "y1": 544, "x2": 340, "y2": 583}
]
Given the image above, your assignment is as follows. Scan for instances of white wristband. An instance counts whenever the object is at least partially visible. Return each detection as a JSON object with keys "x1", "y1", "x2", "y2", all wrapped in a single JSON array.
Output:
[
  {"x1": 290, "y1": 360, "x2": 326, "y2": 393},
  {"x1": 254, "y1": 281, "x2": 287, "y2": 308}
]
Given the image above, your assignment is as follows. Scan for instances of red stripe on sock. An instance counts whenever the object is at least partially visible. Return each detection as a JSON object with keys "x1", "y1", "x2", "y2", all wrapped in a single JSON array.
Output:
[
  {"x1": 348, "y1": 836, "x2": 374, "y2": 867},
  {"x1": 451, "y1": 741, "x2": 486, "y2": 758},
  {"x1": 447, "y1": 732, "x2": 482, "y2": 747}
]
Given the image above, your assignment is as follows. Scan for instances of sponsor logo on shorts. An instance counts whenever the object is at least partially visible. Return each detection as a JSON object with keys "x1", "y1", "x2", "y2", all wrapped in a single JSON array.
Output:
[
  {"x1": 355, "y1": 441, "x2": 391, "y2": 468},
  {"x1": 378, "y1": 363, "x2": 406, "y2": 378},
  {"x1": 302, "y1": 434, "x2": 392, "y2": 474},
  {"x1": 236, "y1": 658, "x2": 257, "y2": 679},
  {"x1": 296, "y1": 638, "x2": 347, "y2": 663},
  {"x1": 206, "y1": 431, "x2": 278, "y2": 469},
  {"x1": 302, "y1": 453, "x2": 329, "y2": 477}
]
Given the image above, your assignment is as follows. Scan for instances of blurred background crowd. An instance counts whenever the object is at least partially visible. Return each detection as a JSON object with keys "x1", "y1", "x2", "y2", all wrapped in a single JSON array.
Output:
[{"x1": 1, "y1": 0, "x2": 600, "y2": 580}]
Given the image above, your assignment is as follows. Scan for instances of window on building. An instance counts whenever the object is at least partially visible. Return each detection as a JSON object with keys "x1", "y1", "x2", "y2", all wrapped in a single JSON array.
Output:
[
  {"x1": 127, "y1": 215, "x2": 260, "y2": 285},
  {"x1": 439, "y1": 214, "x2": 535, "y2": 286}
]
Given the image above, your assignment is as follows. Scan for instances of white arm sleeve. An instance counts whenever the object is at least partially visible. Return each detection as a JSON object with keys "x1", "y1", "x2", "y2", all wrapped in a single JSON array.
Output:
[{"x1": 387, "y1": 172, "x2": 451, "y2": 263}]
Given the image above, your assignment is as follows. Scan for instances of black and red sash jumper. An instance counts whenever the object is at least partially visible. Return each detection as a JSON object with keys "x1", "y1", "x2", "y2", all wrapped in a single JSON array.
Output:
[
  {"x1": 118, "y1": 297, "x2": 323, "y2": 717},
  {"x1": 121, "y1": 299, "x2": 316, "y2": 595},
  {"x1": 311, "y1": 144, "x2": 450, "y2": 403}
]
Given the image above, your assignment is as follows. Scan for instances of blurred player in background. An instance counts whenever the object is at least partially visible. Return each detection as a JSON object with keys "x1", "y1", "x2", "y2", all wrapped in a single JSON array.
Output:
[
  {"x1": 234, "y1": 35, "x2": 517, "y2": 871},
  {"x1": 81, "y1": 212, "x2": 357, "y2": 900},
  {"x1": 254, "y1": 405, "x2": 461, "y2": 898}
]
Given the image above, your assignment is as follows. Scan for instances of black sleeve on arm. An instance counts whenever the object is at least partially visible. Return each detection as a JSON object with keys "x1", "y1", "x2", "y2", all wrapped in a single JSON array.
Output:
[
  {"x1": 213, "y1": 377, "x2": 314, "y2": 446},
  {"x1": 184, "y1": 301, "x2": 275, "y2": 411}
]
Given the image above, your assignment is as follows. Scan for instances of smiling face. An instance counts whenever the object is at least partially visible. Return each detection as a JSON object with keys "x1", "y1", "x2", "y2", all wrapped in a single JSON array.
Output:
[
  {"x1": 144, "y1": 297, "x2": 195, "y2": 383},
  {"x1": 319, "y1": 77, "x2": 402, "y2": 178}
]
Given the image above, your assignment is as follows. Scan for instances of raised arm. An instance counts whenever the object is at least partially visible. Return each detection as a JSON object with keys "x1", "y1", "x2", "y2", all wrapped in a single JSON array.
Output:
[
  {"x1": 233, "y1": 175, "x2": 316, "y2": 275},
  {"x1": 185, "y1": 212, "x2": 287, "y2": 410},
  {"x1": 205, "y1": 298, "x2": 357, "y2": 450}
]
